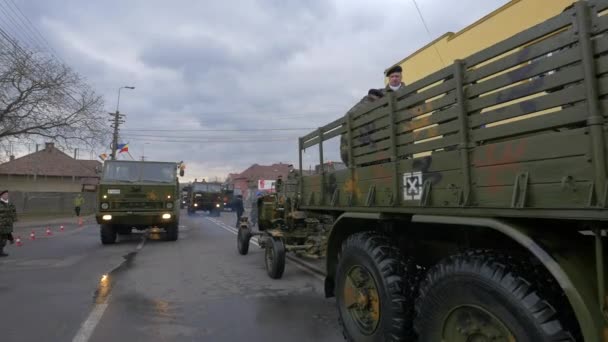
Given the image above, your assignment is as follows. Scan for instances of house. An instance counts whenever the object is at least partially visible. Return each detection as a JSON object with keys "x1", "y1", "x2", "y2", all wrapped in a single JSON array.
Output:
[
  {"x1": 230, "y1": 163, "x2": 290, "y2": 203},
  {"x1": 0, "y1": 142, "x2": 102, "y2": 192}
]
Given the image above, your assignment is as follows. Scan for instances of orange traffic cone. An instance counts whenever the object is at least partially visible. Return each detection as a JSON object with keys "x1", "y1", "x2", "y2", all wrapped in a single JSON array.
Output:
[
  {"x1": 15, "y1": 236, "x2": 22, "y2": 247},
  {"x1": 60, "y1": 225, "x2": 65, "y2": 232},
  {"x1": 30, "y1": 231, "x2": 36, "y2": 240},
  {"x1": 46, "y1": 227, "x2": 53, "y2": 236}
]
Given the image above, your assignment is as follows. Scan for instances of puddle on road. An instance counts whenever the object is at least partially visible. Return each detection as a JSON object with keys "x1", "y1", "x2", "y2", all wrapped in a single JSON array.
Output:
[{"x1": 93, "y1": 249, "x2": 139, "y2": 304}]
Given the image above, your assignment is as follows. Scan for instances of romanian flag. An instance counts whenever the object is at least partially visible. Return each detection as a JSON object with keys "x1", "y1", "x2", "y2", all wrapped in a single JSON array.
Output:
[{"x1": 116, "y1": 143, "x2": 129, "y2": 153}]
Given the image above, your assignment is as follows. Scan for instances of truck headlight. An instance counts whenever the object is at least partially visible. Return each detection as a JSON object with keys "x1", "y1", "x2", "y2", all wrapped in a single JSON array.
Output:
[
  {"x1": 166, "y1": 202, "x2": 174, "y2": 209},
  {"x1": 101, "y1": 203, "x2": 109, "y2": 210},
  {"x1": 162, "y1": 213, "x2": 171, "y2": 219},
  {"x1": 194, "y1": 203, "x2": 198, "y2": 207},
  {"x1": 102, "y1": 215, "x2": 112, "y2": 221},
  {"x1": 216, "y1": 203, "x2": 220, "y2": 208}
]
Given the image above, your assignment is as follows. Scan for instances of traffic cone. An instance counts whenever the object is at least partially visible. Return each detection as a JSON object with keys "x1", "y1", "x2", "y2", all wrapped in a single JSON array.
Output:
[
  {"x1": 15, "y1": 236, "x2": 22, "y2": 247},
  {"x1": 46, "y1": 227, "x2": 53, "y2": 236},
  {"x1": 30, "y1": 231, "x2": 36, "y2": 240},
  {"x1": 60, "y1": 225, "x2": 65, "y2": 232}
]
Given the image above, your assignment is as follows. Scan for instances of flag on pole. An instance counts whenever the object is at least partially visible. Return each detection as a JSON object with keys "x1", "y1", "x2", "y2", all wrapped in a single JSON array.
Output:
[
  {"x1": 98, "y1": 153, "x2": 108, "y2": 161},
  {"x1": 116, "y1": 143, "x2": 129, "y2": 153}
]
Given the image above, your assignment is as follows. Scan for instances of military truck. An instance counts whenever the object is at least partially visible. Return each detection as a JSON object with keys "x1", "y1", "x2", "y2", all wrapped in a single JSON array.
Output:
[
  {"x1": 96, "y1": 160, "x2": 184, "y2": 244},
  {"x1": 186, "y1": 181, "x2": 224, "y2": 216},
  {"x1": 245, "y1": 2, "x2": 608, "y2": 340}
]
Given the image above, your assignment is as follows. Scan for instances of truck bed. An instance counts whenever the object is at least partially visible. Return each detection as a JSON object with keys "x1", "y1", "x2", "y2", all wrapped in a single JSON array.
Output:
[{"x1": 298, "y1": 0, "x2": 608, "y2": 221}]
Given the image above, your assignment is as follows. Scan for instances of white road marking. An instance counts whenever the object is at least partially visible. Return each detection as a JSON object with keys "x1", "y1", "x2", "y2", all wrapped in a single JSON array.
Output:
[
  {"x1": 72, "y1": 234, "x2": 146, "y2": 342},
  {"x1": 71, "y1": 302, "x2": 109, "y2": 342},
  {"x1": 205, "y1": 218, "x2": 325, "y2": 281}
]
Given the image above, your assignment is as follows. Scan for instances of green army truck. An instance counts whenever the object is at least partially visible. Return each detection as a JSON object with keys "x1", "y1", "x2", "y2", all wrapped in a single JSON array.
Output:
[
  {"x1": 96, "y1": 160, "x2": 184, "y2": 244},
  {"x1": 290, "y1": 2, "x2": 608, "y2": 341},
  {"x1": 186, "y1": 181, "x2": 224, "y2": 216}
]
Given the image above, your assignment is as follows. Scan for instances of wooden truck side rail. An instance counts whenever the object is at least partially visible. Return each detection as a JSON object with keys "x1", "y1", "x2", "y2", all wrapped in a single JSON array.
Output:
[{"x1": 297, "y1": 1, "x2": 608, "y2": 221}]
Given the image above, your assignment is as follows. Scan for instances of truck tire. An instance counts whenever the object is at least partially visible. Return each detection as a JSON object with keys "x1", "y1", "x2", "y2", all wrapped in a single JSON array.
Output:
[
  {"x1": 415, "y1": 250, "x2": 579, "y2": 341},
  {"x1": 165, "y1": 223, "x2": 179, "y2": 241},
  {"x1": 237, "y1": 226, "x2": 252, "y2": 255},
  {"x1": 265, "y1": 237, "x2": 285, "y2": 279},
  {"x1": 335, "y1": 231, "x2": 418, "y2": 342},
  {"x1": 100, "y1": 224, "x2": 116, "y2": 245}
]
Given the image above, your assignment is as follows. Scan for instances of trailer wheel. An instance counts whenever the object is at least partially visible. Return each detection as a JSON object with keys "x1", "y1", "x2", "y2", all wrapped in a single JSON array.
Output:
[
  {"x1": 335, "y1": 232, "x2": 418, "y2": 342},
  {"x1": 100, "y1": 224, "x2": 116, "y2": 245},
  {"x1": 237, "y1": 226, "x2": 252, "y2": 255},
  {"x1": 415, "y1": 250, "x2": 579, "y2": 341},
  {"x1": 265, "y1": 237, "x2": 285, "y2": 279}
]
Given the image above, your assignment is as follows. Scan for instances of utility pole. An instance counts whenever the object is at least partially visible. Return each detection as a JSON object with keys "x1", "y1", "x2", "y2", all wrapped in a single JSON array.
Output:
[{"x1": 109, "y1": 110, "x2": 125, "y2": 160}]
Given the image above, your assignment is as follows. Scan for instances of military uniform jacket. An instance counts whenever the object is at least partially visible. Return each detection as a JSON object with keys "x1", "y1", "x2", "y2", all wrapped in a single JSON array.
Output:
[{"x1": 0, "y1": 201, "x2": 17, "y2": 234}]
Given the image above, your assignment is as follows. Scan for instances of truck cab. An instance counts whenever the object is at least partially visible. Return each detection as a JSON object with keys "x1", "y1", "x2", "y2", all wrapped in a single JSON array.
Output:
[
  {"x1": 187, "y1": 181, "x2": 224, "y2": 216},
  {"x1": 96, "y1": 160, "x2": 182, "y2": 243}
]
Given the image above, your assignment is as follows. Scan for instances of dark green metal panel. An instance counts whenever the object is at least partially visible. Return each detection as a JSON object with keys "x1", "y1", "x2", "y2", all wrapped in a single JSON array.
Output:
[
  {"x1": 467, "y1": 64, "x2": 584, "y2": 112},
  {"x1": 394, "y1": 92, "x2": 456, "y2": 117},
  {"x1": 467, "y1": 48, "x2": 581, "y2": 98},
  {"x1": 466, "y1": 29, "x2": 577, "y2": 83},
  {"x1": 470, "y1": 104, "x2": 587, "y2": 142},
  {"x1": 469, "y1": 84, "x2": 586, "y2": 128},
  {"x1": 393, "y1": 79, "x2": 455, "y2": 110}
]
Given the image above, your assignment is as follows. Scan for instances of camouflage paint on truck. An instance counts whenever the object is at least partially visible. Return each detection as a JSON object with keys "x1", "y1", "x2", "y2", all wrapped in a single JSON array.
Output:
[
  {"x1": 292, "y1": 1, "x2": 608, "y2": 341},
  {"x1": 96, "y1": 160, "x2": 182, "y2": 243}
]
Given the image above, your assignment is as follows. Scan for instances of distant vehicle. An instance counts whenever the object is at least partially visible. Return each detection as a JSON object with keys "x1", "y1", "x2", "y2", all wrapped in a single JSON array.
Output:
[
  {"x1": 96, "y1": 160, "x2": 184, "y2": 244},
  {"x1": 220, "y1": 183, "x2": 241, "y2": 211},
  {"x1": 187, "y1": 181, "x2": 223, "y2": 216},
  {"x1": 180, "y1": 185, "x2": 191, "y2": 209}
]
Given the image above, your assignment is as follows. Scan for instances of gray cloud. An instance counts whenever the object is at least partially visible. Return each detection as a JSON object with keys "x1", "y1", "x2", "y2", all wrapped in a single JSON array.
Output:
[{"x1": 11, "y1": 0, "x2": 508, "y2": 180}]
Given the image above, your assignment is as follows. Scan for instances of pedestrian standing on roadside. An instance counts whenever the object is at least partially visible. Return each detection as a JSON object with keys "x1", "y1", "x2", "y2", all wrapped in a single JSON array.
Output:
[
  {"x1": 74, "y1": 193, "x2": 85, "y2": 217},
  {"x1": 0, "y1": 190, "x2": 17, "y2": 257},
  {"x1": 233, "y1": 195, "x2": 244, "y2": 228}
]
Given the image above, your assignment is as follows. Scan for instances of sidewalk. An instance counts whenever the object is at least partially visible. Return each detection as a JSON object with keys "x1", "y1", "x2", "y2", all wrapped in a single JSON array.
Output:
[{"x1": 14, "y1": 214, "x2": 95, "y2": 230}]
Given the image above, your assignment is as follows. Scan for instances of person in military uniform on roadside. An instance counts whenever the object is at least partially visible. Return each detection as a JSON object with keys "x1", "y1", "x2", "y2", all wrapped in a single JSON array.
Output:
[
  {"x1": 340, "y1": 88, "x2": 385, "y2": 166},
  {"x1": 0, "y1": 190, "x2": 17, "y2": 257},
  {"x1": 383, "y1": 65, "x2": 406, "y2": 94},
  {"x1": 74, "y1": 193, "x2": 85, "y2": 217}
]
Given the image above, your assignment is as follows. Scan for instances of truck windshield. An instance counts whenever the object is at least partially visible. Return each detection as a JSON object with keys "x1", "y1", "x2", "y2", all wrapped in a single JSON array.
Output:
[
  {"x1": 192, "y1": 183, "x2": 222, "y2": 192},
  {"x1": 102, "y1": 162, "x2": 176, "y2": 183}
]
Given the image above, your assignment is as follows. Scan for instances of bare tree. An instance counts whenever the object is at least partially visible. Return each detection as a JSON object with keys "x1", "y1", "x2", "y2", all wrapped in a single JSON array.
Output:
[{"x1": 0, "y1": 44, "x2": 108, "y2": 154}]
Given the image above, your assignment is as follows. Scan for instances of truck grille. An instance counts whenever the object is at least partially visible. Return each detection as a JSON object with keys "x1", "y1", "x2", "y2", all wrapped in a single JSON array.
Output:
[{"x1": 112, "y1": 201, "x2": 164, "y2": 210}]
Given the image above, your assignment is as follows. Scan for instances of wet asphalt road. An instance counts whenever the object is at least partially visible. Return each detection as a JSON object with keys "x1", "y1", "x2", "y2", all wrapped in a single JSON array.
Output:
[{"x1": 0, "y1": 211, "x2": 342, "y2": 342}]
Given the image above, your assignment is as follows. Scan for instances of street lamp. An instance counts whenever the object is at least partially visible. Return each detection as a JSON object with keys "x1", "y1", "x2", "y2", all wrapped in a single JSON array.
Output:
[
  {"x1": 110, "y1": 86, "x2": 135, "y2": 160},
  {"x1": 116, "y1": 86, "x2": 135, "y2": 113}
]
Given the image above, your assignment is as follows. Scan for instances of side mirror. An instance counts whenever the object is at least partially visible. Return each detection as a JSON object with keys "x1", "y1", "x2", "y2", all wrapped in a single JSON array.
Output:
[{"x1": 180, "y1": 169, "x2": 185, "y2": 177}]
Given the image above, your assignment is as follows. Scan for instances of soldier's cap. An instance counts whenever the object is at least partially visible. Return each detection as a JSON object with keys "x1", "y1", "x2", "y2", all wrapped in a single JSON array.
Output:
[
  {"x1": 0, "y1": 190, "x2": 7, "y2": 196},
  {"x1": 368, "y1": 89, "x2": 384, "y2": 98},
  {"x1": 385, "y1": 65, "x2": 402, "y2": 76}
]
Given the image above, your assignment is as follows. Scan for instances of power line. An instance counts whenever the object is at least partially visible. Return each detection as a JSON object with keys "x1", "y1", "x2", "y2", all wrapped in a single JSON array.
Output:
[
  {"x1": 0, "y1": 1, "x2": 37, "y2": 51},
  {"x1": 5, "y1": 0, "x2": 63, "y2": 63},
  {"x1": 121, "y1": 127, "x2": 315, "y2": 132},
  {"x1": 410, "y1": 0, "x2": 446, "y2": 67}
]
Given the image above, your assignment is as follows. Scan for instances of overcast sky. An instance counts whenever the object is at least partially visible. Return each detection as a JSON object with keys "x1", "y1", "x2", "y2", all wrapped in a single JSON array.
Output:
[{"x1": 9, "y1": 0, "x2": 508, "y2": 181}]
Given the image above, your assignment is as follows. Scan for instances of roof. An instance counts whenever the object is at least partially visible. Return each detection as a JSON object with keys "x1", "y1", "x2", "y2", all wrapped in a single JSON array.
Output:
[
  {"x1": 233, "y1": 163, "x2": 290, "y2": 181},
  {"x1": 0, "y1": 143, "x2": 101, "y2": 178}
]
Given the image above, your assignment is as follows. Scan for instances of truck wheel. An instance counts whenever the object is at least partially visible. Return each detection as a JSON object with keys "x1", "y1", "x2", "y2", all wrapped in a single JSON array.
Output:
[
  {"x1": 265, "y1": 237, "x2": 285, "y2": 279},
  {"x1": 237, "y1": 226, "x2": 252, "y2": 255},
  {"x1": 415, "y1": 250, "x2": 579, "y2": 341},
  {"x1": 100, "y1": 224, "x2": 116, "y2": 245},
  {"x1": 165, "y1": 223, "x2": 179, "y2": 241},
  {"x1": 335, "y1": 231, "x2": 418, "y2": 342}
]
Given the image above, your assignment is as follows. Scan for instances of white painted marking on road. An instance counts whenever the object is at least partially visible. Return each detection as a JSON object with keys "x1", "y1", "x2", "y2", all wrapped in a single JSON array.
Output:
[
  {"x1": 136, "y1": 236, "x2": 146, "y2": 251},
  {"x1": 71, "y1": 302, "x2": 109, "y2": 342}
]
